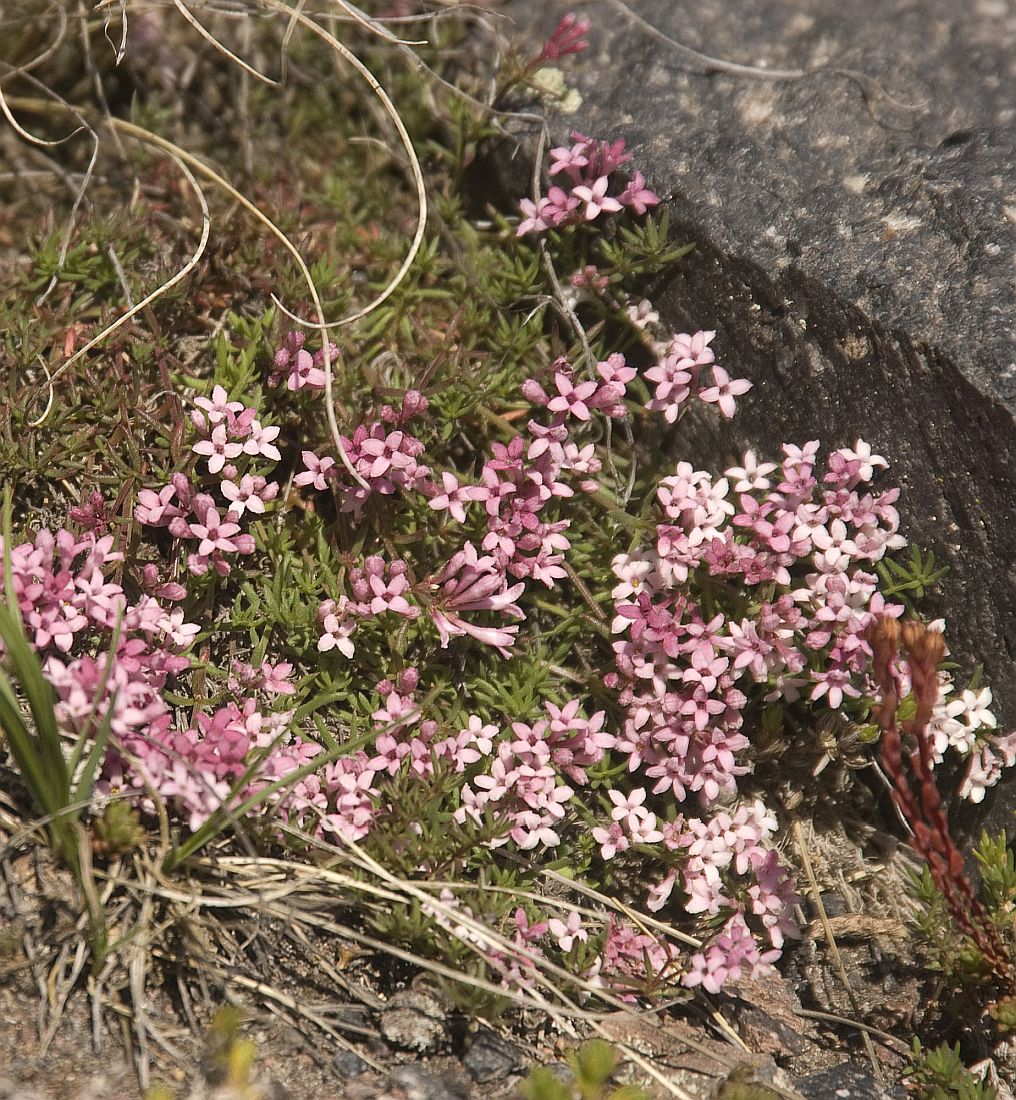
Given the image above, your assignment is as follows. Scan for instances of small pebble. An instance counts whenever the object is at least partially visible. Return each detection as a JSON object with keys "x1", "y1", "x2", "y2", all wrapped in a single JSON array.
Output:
[
  {"x1": 462, "y1": 1029, "x2": 521, "y2": 1083},
  {"x1": 387, "y1": 1064, "x2": 467, "y2": 1100},
  {"x1": 332, "y1": 1048, "x2": 368, "y2": 1079},
  {"x1": 379, "y1": 990, "x2": 448, "y2": 1053}
]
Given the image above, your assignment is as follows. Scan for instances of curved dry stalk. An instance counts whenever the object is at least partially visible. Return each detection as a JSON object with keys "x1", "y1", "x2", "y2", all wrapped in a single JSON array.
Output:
[
  {"x1": 0, "y1": 61, "x2": 99, "y2": 302},
  {"x1": 25, "y1": 137, "x2": 210, "y2": 426},
  {"x1": 171, "y1": 0, "x2": 280, "y2": 85},
  {"x1": 100, "y1": 0, "x2": 128, "y2": 64},
  {"x1": 328, "y1": 0, "x2": 427, "y2": 46},
  {"x1": 0, "y1": 77, "x2": 86, "y2": 148},
  {"x1": 8, "y1": 3, "x2": 69, "y2": 75},
  {"x1": 6, "y1": 95, "x2": 367, "y2": 487},
  {"x1": 263, "y1": 0, "x2": 427, "y2": 333}
]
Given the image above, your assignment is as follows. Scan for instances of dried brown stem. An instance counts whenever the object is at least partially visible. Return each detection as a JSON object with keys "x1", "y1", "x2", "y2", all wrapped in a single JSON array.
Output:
[{"x1": 866, "y1": 616, "x2": 1014, "y2": 991}]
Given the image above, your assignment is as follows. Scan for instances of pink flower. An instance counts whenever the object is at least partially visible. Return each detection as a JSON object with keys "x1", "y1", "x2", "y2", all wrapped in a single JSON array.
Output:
[
  {"x1": 295, "y1": 451, "x2": 337, "y2": 491},
  {"x1": 193, "y1": 385, "x2": 244, "y2": 428},
  {"x1": 260, "y1": 661, "x2": 295, "y2": 695},
  {"x1": 429, "y1": 472, "x2": 484, "y2": 524},
  {"x1": 698, "y1": 366, "x2": 751, "y2": 419},
  {"x1": 618, "y1": 171, "x2": 660, "y2": 215},
  {"x1": 572, "y1": 176, "x2": 623, "y2": 221},
  {"x1": 288, "y1": 349, "x2": 326, "y2": 390},
  {"x1": 536, "y1": 12, "x2": 591, "y2": 63},
  {"x1": 241, "y1": 420, "x2": 282, "y2": 462},
  {"x1": 546, "y1": 372, "x2": 599, "y2": 421},
  {"x1": 517, "y1": 198, "x2": 549, "y2": 237},
  {"x1": 136, "y1": 484, "x2": 184, "y2": 527},
  {"x1": 549, "y1": 143, "x2": 589, "y2": 179},
  {"x1": 221, "y1": 474, "x2": 278, "y2": 517},
  {"x1": 360, "y1": 558, "x2": 418, "y2": 618},
  {"x1": 192, "y1": 423, "x2": 243, "y2": 475},
  {"x1": 318, "y1": 597, "x2": 357, "y2": 658},
  {"x1": 542, "y1": 186, "x2": 581, "y2": 226},
  {"x1": 547, "y1": 912, "x2": 587, "y2": 952},
  {"x1": 592, "y1": 821, "x2": 629, "y2": 860},
  {"x1": 157, "y1": 607, "x2": 200, "y2": 648}
]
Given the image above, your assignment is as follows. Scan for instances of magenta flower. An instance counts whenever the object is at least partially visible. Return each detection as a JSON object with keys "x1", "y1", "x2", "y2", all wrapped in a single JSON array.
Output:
[
  {"x1": 618, "y1": 171, "x2": 660, "y2": 215},
  {"x1": 546, "y1": 372, "x2": 599, "y2": 421},
  {"x1": 535, "y1": 12, "x2": 591, "y2": 64}
]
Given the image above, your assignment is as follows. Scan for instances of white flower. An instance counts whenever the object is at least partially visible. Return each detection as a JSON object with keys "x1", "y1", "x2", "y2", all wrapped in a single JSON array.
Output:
[
  {"x1": 724, "y1": 450, "x2": 778, "y2": 493},
  {"x1": 839, "y1": 439, "x2": 889, "y2": 482}
]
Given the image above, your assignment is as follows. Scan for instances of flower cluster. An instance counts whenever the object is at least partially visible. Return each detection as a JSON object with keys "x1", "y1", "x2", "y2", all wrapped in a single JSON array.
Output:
[
  {"x1": 921, "y1": 656, "x2": 1013, "y2": 803},
  {"x1": 518, "y1": 133, "x2": 659, "y2": 236},
  {"x1": 269, "y1": 331, "x2": 331, "y2": 391},
  {"x1": 298, "y1": 409, "x2": 430, "y2": 516},
  {"x1": 453, "y1": 701, "x2": 611, "y2": 850},
  {"x1": 643, "y1": 330, "x2": 751, "y2": 422},
  {"x1": 534, "y1": 12, "x2": 590, "y2": 65},
  {"x1": 608, "y1": 436, "x2": 908, "y2": 812},
  {"x1": 137, "y1": 385, "x2": 281, "y2": 575}
]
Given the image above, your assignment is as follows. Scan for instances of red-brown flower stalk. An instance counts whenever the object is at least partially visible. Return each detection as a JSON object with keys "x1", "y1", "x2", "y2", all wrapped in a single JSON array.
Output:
[{"x1": 867, "y1": 616, "x2": 1014, "y2": 991}]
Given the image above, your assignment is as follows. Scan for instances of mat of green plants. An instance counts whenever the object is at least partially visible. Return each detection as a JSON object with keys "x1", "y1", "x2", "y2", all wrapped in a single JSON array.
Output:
[{"x1": 1, "y1": 4, "x2": 1015, "y2": 1099}]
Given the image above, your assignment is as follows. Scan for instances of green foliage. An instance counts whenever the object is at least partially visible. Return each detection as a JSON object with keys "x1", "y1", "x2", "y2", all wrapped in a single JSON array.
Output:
[
  {"x1": 0, "y1": 0, "x2": 943, "y2": 1057},
  {"x1": 597, "y1": 212, "x2": 694, "y2": 278},
  {"x1": 91, "y1": 800, "x2": 148, "y2": 857},
  {"x1": 909, "y1": 829, "x2": 1016, "y2": 1046},
  {"x1": 517, "y1": 1040, "x2": 649, "y2": 1100},
  {"x1": 905, "y1": 1040, "x2": 997, "y2": 1100},
  {"x1": 974, "y1": 831, "x2": 1016, "y2": 915},
  {"x1": 876, "y1": 544, "x2": 948, "y2": 605}
]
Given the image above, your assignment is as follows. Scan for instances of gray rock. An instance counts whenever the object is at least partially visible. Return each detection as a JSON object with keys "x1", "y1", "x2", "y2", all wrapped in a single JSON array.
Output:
[
  {"x1": 379, "y1": 989, "x2": 449, "y2": 1053},
  {"x1": 387, "y1": 1064, "x2": 469, "y2": 1100},
  {"x1": 495, "y1": 0, "x2": 1016, "y2": 835},
  {"x1": 332, "y1": 1047, "x2": 368, "y2": 1079},
  {"x1": 462, "y1": 1028, "x2": 522, "y2": 1082},
  {"x1": 796, "y1": 1060, "x2": 905, "y2": 1099}
]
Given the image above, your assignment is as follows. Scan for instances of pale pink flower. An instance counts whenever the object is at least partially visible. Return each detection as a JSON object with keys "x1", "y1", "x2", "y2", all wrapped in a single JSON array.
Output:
[
  {"x1": 192, "y1": 424, "x2": 243, "y2": 475},
  {"x1": 572, "y1": 176, "x2": 623, "y2": 220},
  {"x1": 698, "y1": 367, "x2": 752, "y2": 419}
]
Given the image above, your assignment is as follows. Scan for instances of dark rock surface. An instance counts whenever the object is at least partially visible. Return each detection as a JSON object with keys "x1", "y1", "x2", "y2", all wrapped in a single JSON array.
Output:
[
  {"x1": 332, "y1": 1047, "x2": 369, "y2": 1079},
  {"x1": 796, "y1": 1059, "x2": 906, "y2": 1099},
  {"x1": 462, "y1": 1028, "x2": 523, "y2": 1082},
  {"x1": 385, "y1": 1064, "x2": 470, "y2": 1100},
  {"x1": 496, "y1": 0, "x2": 1016, "y2": 833}
]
